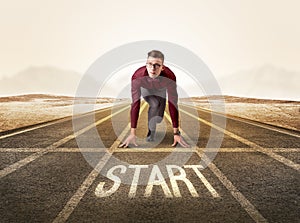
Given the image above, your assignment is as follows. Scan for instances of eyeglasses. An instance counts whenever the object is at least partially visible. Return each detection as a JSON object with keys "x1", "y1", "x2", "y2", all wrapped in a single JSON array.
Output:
[{"x1": 146, "y1": 63, "x2": 162, "y2": 69}]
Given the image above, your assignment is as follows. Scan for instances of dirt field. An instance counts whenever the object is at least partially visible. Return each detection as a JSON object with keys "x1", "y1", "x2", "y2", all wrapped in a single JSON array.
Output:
[
  {"x1": 0, "y1": 94, "x2": 299, "y2": 133},
  {"x1": 182, "y1": 96, "x2": 300, "y2": 131},
  {"x1": 0, "y1": 94, "x2": 116, "y2": 132}
]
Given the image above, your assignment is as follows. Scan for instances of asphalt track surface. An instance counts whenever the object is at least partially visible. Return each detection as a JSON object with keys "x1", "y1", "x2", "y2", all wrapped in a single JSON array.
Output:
[{"x1": 0, "y1": 103, "x2": 299, "y2": 223}]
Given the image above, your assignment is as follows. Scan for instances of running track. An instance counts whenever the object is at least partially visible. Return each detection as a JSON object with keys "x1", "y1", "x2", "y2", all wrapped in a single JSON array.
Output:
[{"x1": 0, "y1": 103, "x2": 299, "y2": 223}]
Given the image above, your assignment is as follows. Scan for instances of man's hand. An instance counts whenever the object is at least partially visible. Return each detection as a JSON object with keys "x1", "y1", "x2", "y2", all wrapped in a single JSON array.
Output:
[
  {"x1": 118, "y1": 134, "x2": 138, "y2": 148},
  {"x1": 171, "y1": 135, "x2": 190, "y2": 148}
]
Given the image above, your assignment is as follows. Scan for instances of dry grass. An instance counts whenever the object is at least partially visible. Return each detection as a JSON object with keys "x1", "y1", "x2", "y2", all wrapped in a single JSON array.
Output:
[
  {"x1": 182, "y1": 96, "x2": 300, "y2": 131},
  {"x1": 0, "y1": 94, "x2": 117, "y2": 132},
  {"x1": 1, "y1": 94, "x2": 299, "y2": 133}
]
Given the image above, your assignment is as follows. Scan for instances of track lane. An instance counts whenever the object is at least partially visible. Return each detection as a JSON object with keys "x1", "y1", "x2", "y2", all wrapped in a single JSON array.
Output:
[
  {"x1": 179, "y1": 107, "x2": 300, "y2": 171},
  {"x1": 0, "y1": 105, "x2": 130, "y2": 178},
  {"x1": 52, "y1": 102, "x2": 148, "y2": 223}
]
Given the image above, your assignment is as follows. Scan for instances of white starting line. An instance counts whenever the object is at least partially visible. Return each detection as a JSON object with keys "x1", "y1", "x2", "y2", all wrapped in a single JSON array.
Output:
[{"x1": 0, "y1": 147, "x2": 299, "y2": 153}]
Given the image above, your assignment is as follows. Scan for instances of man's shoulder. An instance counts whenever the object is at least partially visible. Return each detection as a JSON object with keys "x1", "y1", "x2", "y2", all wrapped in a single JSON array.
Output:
[
  {"x1": 132, "y1": 66, "x2": 147, "y2": 80},
  {"x1": 162, "y1": 66, "x2": 176, "y2": 81}
]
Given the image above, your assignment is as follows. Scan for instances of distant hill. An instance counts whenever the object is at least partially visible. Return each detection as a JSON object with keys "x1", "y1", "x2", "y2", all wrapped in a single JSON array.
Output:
[
  {"x1": 0, "y1": 94, "x2": 73, "y2": 102},
  {"x1": 217, "y1": 65, "x2": 300, "y2": 101},
  {"x1": 2, "y1": 64, "x2": 299, "y2": 101},
  {"x1": 0, "y1": 94, "x2": 127, "y2": 104},
  {"x1": 0, "y1": 66, "x2": 82, "y2": 96}
]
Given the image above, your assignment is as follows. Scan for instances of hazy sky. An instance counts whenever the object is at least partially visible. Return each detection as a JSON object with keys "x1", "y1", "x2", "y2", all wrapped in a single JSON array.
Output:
[{"x1": 1, "y1": 0, "x2": 299, "y2": 80}]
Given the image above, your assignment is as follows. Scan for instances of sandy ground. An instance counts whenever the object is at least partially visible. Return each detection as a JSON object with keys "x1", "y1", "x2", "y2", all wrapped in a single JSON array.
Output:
[
  {"x1": 0, "y1": 94, "x2": 122, "y2": 132},
  {"x1": 183, "y1": 96, "x2": 300, "y2": 131},
  {"x1": 0, "y1": 94, "x2": 299, "y2": 133}
]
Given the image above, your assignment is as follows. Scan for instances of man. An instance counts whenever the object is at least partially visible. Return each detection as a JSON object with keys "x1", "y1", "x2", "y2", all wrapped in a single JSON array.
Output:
[{"x1": 119, "y1": 50, "x2": 189, "y2": 148}]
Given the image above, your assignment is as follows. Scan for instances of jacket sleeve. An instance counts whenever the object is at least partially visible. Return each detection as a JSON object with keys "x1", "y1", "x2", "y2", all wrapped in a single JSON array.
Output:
[
  {"x1": 130, "y1": 77, "x2": 141, "y2": 128},
  {"x1": 166, "y1": 77, "x2": 179, "y2": 128}
]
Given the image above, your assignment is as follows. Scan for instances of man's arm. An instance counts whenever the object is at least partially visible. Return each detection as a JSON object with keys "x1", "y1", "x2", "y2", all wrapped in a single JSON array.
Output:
[
  {"x1": 166, "y1": 78, "x2": 189, "y2": 148},
  {"x1": 166, "y1": 78, "x2": 179, "y2": 128},
  {"x1": 119, "y1": 77, "x2": 141, "y2": 148},
  {"x1": 130, "y1": 78, "x2": 141, "y2": 128}
]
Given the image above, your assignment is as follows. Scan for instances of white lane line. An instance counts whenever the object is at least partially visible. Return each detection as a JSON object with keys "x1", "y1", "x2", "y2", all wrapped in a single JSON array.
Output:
[
  {"x1": 180, "y1": 103, "x2": 300, "y2": 138},
  {"x1": 52, "y1": 103, "x2": 147, "y2": 223},
  {"x1": 103, "y1": 147, "x2": 300, "y2": 153},
  {"x1": 116, "y1": 147, "x2": 196, "y2": 152},
  {"x1": 198, "y1": 152, "x2": 268, "y2": 223},
  {"x1": 181, "y1": 109, "x2": 300, "y2": 172},
  {"x1": 0, "y1": 148, "x2": 111, "y2": 153},
  {"x1": 53, "y1": 152, "x2": 113, "y2": 223},
  {"x1": 0, "y1": 106, "x2": 130, "y2": 179},
  {"x1": 0, "y1": 148, "x2": 108, "y2": 153},
  {"x1": 184, "y1": 165, "x2": 220, "y2": 198},
  {"x1": 0, "y1": 118, "x2": 72, "y2": 140},
  {"x1": 0, "y1": 150, "x2": 50, "y2": 178},
  {"x1": 0, "y1": 105, "x2": 116, "y2": 140}
]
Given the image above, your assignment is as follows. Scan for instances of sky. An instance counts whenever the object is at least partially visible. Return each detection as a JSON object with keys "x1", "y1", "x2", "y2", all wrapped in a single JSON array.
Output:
[{"x1": 0, "y1": 0, "x2": 299, "y2": 98}]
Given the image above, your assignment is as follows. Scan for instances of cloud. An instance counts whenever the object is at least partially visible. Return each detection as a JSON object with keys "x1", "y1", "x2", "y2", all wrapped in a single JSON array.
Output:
[
  {"x1": 0, "y1": 66, "x2": 82, "y2": 96},
  {"x1": 218, "y1": 64, "x2": 300, "y2": 100}
]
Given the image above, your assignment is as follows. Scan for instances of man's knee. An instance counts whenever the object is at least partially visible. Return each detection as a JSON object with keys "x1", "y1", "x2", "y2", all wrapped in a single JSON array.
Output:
[
  {"x1": 146, "y1": 97, "x2": 160, "y2": 109},
  {"x1": 156, "y1": 116, "x2": 163, "y2": 123}
]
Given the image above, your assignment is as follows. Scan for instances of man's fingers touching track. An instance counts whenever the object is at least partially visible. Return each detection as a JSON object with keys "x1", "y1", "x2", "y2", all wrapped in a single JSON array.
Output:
[
  {"x1": 118, "y1": 138, "x2": 138, "y2": 148},
  {"x1": 179, "y1": 139, "x2": 190, "y2": 148},
  {"x1": 118, "y1": 143, "x2": 125, "y2": 148},
  {"x1": 172, "y1": 136, "x2": 190, "y2": 148}
]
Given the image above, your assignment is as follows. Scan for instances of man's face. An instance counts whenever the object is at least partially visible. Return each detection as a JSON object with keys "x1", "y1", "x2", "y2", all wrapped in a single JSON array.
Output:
[{"x1": 146, "y1": 56, "x2": 164, "y2": 79}]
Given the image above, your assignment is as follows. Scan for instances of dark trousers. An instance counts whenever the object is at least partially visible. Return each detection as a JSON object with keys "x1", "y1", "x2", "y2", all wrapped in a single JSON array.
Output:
[{"x1": 141, "y1": 88, "x2": 166, "y2": 131}]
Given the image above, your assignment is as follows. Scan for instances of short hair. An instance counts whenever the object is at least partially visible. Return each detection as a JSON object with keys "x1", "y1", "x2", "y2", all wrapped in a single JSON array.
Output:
[{"x1": 147, "y1": 50, "x2": 164, "y2": 62}]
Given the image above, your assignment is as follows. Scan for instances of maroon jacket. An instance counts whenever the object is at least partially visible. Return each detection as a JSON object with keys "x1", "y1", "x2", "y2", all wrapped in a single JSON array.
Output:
[{"x1": 131, "y1": 66, "x2": 179, "y2": 128}]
